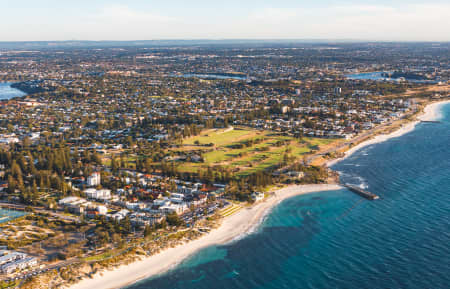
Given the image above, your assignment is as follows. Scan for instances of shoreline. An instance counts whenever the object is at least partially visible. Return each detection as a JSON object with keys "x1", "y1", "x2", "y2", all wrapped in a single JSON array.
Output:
[
  {"x1": 68, "y1": 99, "x2": 449, "y2": 289},
  {"x1": 0, "y1": 82, "x2": 28, "y2": 100},
  {"x1": 326, "y1": 99, "x2": 450, "y2": 167},
  {"x1": 69, "y1": 184, "x2": 342, "y2": 289}
]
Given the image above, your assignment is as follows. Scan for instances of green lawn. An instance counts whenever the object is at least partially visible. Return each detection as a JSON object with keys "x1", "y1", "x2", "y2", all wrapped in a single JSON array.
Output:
[
  {"x1": 184, "y1": 128, "x2": 257, "y2": 146},
  {"x1": 303, "y1": 137, "x2": 336, "y2": 146},
  {"x1": 84, "y1": 251, "x2": 113, "y2": 262},
  {"x1": 173, "y1": 128, "x2": 338, "y2": 176}
]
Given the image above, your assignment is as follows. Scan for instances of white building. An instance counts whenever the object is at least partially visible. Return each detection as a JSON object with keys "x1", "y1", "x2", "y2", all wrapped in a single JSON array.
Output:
[
  {"x1": 159, "y1": 203, "x2": 187, "y2": 215},
  {"x1": 109, "y1": 209, "x2": 129, "y2": 221},
  {"x1": 0, "y1": 252, "x2": 26, "y2": 266},
  {"x1": 1, "y1": 257, "x2": 37, "y2": 274},
  {"x1": 0, "y1": 251, "x2": 38, "y2": 274},
  {"x1": 84, "y1": 188, "x2": 111, "y2": 200},
  {"x1": 153, "y1": 198, "x2": 170, "y2": 206},
  {"x1": 129, "y1": 212, "x2": 164, "y2": 227},
  {"x1": 251, "y1": 192, "x2": 265, "y2": 202},
  {"x1": 58, "y1": 196, "x2": 82, "y2": 206},
  {"x1": 87, "y1": 172, "x2": 101, "y2": 187},
  {"x1": 170, "y1": 193, "x2": 184, "y2": 204},
  {"x1": 58, "y1": 196, "x2": 90, "y2": 214},
  {"x1": 96, "y1": 205, "x2": 108, "y2": 215},
  {"x1": 125, "y1": 202, "x2": 146, "y2": 210}
]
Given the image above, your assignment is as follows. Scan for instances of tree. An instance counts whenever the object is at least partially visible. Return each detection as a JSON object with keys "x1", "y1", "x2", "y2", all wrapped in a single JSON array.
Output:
[
  {"x1": 166, "y1": 212, "x2": 183, "y2": 227},
  {"x1": 111, "y1": 156, "x2": 119, "y2": 173},
  {"x1": 7, "y1": 175, "x2": 16, "y2": 194},
  {"x1": 31, "y1": 180, "x2": 39, "y2": 205},
  {"x1": 144, "y1": 225, "x2": 152, "y2": 237},
  {"x1": 120, "y1": 216, "x2": 132, "y2": 234},
  {"x1": 11, "y1": 160, "x2": 22, "y2": 179}
]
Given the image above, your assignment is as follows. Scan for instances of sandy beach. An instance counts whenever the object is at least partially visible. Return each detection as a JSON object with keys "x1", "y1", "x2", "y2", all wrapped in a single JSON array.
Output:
[
  {"x1": 70, "y1": 184, "x2": 342, "y2": 289},
  {"x1": 326, "y1": 99, "x2": 450, "y2": 167},
  {"x1": 417, "y1": 100, "x2": 450, "y2": 122}
]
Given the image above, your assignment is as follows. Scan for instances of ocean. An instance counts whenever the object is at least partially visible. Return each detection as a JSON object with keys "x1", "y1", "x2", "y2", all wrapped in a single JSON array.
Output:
[
  {"x1": 126, "y1": 103, "x2": 450, "y2": 289},
  {"x1": 0, "y1": 82, "x2": 27, "y2": 100}
]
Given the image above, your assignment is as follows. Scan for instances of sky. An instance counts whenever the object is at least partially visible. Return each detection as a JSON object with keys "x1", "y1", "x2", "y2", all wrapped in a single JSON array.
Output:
[{"x1": 0, "y1": 0, "x2": 449, "y2": 41}]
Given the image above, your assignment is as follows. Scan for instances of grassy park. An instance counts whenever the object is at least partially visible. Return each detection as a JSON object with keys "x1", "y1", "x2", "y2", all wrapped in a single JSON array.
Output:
[{"x1": 174, "y1": 127, "x2": 340, "y2": 177}]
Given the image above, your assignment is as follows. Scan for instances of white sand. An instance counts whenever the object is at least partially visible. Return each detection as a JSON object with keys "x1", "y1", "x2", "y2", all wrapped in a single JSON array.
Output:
[
  {"x1": 326, "y1": 99, "x2": 450, "y2": 167},
  {"x1": 69, "y1": 184, "x2": 342, "y2": 289},
  {"x1": 417, "y1": 100, "x2": 450, "y2": 122}
]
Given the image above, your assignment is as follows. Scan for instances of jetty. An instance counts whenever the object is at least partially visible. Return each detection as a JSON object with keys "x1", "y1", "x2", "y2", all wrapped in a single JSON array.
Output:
[
  {"x1": 420, "y1": 120, "x2": 441, "y2": 124},
  {"x1": 344, "y1": 184, "x2": 379, "y2": 200}
]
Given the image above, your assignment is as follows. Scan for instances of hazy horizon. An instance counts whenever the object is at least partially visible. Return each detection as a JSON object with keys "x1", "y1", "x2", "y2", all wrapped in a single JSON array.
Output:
[
  {"x1": 1, "y1": 39, "x2": 449, "y2": 43},
  {"x1": 1, "y1": 0, "x2": 450, "y2": 42}
]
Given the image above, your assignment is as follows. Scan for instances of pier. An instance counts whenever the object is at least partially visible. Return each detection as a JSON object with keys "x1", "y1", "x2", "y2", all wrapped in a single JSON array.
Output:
[
  {"x1": 344, "y1": 184, "x2": 380, "y2": 200},
  {"x1": 420, "y1": 120, "x2": 441, "y2": 124}
]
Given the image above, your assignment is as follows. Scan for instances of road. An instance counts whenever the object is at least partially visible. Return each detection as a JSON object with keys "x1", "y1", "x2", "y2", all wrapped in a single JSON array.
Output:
[
  {"x1": 305, "y1": 123, "x2": 390, "y2": 165},
  {"x1": 1, "y1": 257, "x2": 81, "y2": 283},
  {"x1": 0, "y1": 202, "x2": 81, "y2": 223}
]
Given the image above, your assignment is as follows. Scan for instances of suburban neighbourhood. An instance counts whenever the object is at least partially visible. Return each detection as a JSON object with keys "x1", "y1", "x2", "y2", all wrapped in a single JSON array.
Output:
[{"x1": 0, "y1": 41, "x2": 448, "y2": 288}]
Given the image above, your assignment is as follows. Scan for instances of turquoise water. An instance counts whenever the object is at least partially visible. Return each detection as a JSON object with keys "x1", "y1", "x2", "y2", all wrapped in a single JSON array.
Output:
[
  {"x1": 126, "y1": 103, "x2": 450, "y2": 289},
  {"x1": 0, "y1": 82, "x2": 27, "y2": 100},
  {"x1": 346, "y1": 71, "x2": 388, "y2": 80},
  {"x1": 0, "y1": 208, "x2": 27, "y2": 223}
]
